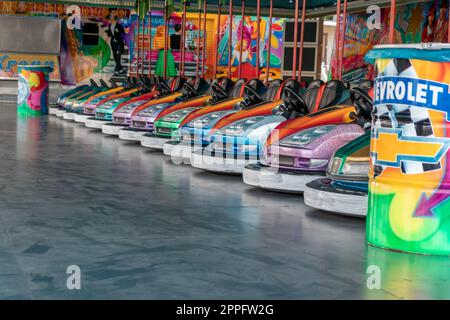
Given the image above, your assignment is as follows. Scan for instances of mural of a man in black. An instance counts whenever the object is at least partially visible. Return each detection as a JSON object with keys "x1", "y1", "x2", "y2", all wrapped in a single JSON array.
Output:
[
  {"x1": 170, "y1": 24, "x2": 182, "y2": 51},
  {"x1": 106, "y1": 8, "x2": 126, "y2": 75}
]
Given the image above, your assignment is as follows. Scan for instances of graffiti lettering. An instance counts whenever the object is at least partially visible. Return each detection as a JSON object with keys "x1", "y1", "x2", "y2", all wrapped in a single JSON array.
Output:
[
  {"x1": 66, "y1": 5, "x2": 81, "y2": 30},
  {"x1": 375, "y1": 76, "x2": 449, "y2": 119},
  {"x1": 367, "y1": 5, "x2": 381, "y2": 30}
]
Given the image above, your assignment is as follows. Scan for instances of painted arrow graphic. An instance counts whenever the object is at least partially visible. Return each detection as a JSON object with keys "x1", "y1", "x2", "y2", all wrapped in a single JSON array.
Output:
[
  {"x1": 415, "y1": 121, "x2": 450, "y2": 218},
  {"x1": 414, "y1": 151, "x2": 450, "y2": 218}
]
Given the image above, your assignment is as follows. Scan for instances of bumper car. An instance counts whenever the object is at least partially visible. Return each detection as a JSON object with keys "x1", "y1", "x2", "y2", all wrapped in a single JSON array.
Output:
[
  {"x1": 163, "y1": 79, "x2": 283, "y2": 163},
  {"x1": 100, "y1": 76, "x2": 187, "y2": 134},
  {"x1": 121, "y1": 77, "x2": 217, "y2": 142},
  {"x1": 141, "y1": 78, "x2": 265, "y2": 149},
  {"x1": 242, "y1": 81, "x2": 373, "y2": 193},
  {"x1": 76, "y1": 78, "x2": 151, "y2": 126},
  {"x1": 59, "y1": 79, "x2": 127, "y2": 119},
  {"x1": 52, "y1": 80, "x2": 96, "y2": 114},
  {"x1": 191, "y1": 79, "x2": 351, "y2": 174},
  {"x1": 134, "y1": 78, "x2": 246, "y2": 146},
  {"x1": 303, "y1": 132, "x2": 370, "y2": 217},
  {"x1": 77, "y1": 78, "x2": 159, "y2": 125},
  {"x1": 64, "y1": 79, "x2": 143, "y2": 121},
  {"x1": 56, "y1": 79, "x2": 118, "y2": 117}
]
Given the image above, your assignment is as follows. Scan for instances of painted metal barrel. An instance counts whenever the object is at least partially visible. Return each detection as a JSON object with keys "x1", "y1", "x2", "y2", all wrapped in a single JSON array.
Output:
[
  {"x1": 365, "y1": 43, "x2": 450, "y2": 255},
  {"x1": 17, "y1": 65, "x2": 53, "y2": 116}
]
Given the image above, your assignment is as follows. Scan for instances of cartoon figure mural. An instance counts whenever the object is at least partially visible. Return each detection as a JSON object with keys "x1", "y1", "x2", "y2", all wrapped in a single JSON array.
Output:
[{"x1": 216, "y1": 15, "x2": 285, "y2": 80}]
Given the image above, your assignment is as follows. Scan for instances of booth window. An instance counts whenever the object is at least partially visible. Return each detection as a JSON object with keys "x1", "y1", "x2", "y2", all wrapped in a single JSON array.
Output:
[{"x1": 82, "y1": 22, "x2": 99, "y2": 46}]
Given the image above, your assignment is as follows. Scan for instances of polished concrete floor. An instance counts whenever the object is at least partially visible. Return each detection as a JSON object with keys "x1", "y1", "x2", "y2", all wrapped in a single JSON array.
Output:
[{"x1": 1, "y1": 103, "x2": 450, "y2": 299}]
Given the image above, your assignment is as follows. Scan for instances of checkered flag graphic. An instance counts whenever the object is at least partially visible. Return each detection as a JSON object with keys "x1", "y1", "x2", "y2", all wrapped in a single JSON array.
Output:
[{"x1": 372, "y1": 58, "x2": 441, "y2": 175}]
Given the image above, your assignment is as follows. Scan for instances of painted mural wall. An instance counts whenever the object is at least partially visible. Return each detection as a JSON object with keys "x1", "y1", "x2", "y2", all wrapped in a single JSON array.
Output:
[
  {"x1": 331, "y1": 0, "x2": 449, "y2": 82},
  {"x1": 216, "y1": 15, "x2": 285, "y2": 80},
  {"x1": 127, "y1": 11, "x2": 217, "y2": 79},
  {"x1": 0, "y1": 1, "x2": 286, "y2": 84},
  {"x1": 0, "y1": 1, "x2": 131, "y2": 84}
]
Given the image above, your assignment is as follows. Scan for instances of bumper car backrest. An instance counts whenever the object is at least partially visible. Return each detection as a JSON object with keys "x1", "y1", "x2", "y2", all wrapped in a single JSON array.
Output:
[
  {"x1": 239, "y1": 78, "x2": 267, "y2": 109},
  {"x1": 303, "y1": 80, "x2": 324, "y2": 112},
  {"x1": 318, "y1": 80, "x2": 352, "y2": 110},
  {"x1": 263, "y1": 79, "x2": 283, "y2": 101},
  {"x1": 100, "y1": 79, "x2": 111, "y2": 88},
  {"x1": 155, "y1": 76, "x2": 173, "y2": 95},
  {"x1": 90, "y1": 79, "x2": 99, "y2": 88},
  {"x1": 210, "y1": 77, "x2": 235, "y2": 102},
  {"x1": 350, "y1": 87, "x2": 373, "y2": 123},
  {"x1": 357, "y1": 80, "x2": 374, "y2": 93},
  {"x1": 229, "y1": 78, "x2": 247, "y2": 98},
  {"x1": 181, "y1": 77, "x2": 210, "y2": 99},
  {"x1": 170, "y1": 76, "x2": 187, "y2": 92}
]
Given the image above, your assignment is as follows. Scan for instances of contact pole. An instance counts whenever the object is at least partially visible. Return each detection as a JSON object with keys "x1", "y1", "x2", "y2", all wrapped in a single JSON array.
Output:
[
  {"x1": 136, "y1": 15, "x2": 141, "y2": 77},
  {"x1": 338, "y1": 0, "x2": 347, "y2": 81},
  {"x1": 141, "y1": 18, "x2": 145, "y2": 76},
  {"x1": 335, "y1": 0, "x2": 341, "y2": 80},
  {"x1": 256, "y1": 0, "x2": 261, "y2": 78},
  {"x1": 265, "y1": 0, "x2": 273, "y2": 84},
  {"x1": 227, "y1": 0, "x2": 233, "y2": 77},
  {"x1": 202, "y1": 0, "x2": 208, "y2": 79},
  {"x1": 297, "y1": 0, "x2": 306, "y2": 82},
  {"x1": 238, "y1": 0, "x2": 245, "y2": 78},
  {"x1": 213, "y1": 2, "x2": 222, "y2": 78},
  {"x1": 163, "y1": 2, "x2": 169, "y2": 79},
  {"x1": 389, "y1": 0, "x2": 396, "y2": 44},
  {"x1": 180, "y1": 1, "x2": 187, "y2": 76},
  {"x1": 148, "y1": 11, "x2": 152, "y2": 77},
  {"x1": 292, "y1": 0, "x2": 299, "y2": 79},
  {"x1": 196, "y1": 1, "x2": 202, "y2": 79}
]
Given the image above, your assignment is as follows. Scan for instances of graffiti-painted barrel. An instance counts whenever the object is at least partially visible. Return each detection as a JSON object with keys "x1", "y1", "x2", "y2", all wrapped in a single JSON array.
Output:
[
  {"x1": 17, "y1": 65, "x2": 53, "y2": 116},
  {"x1": 365, "y1": 43, "x2": 450, "y2": 255}
]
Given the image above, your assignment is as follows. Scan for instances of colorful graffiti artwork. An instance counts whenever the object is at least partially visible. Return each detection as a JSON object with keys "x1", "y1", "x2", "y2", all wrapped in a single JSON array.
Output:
[
  {"x1": 332, "y1": 0, "x2": 449, "y2": 82},
  {"x1": 17, "y1": 65, "x2": 53, "y2": 115},
  {"x1": 0, "y1": 1, "x2": 131, "y2": 84},
  {"x1": 367, "y1": 53, "x2": 450, "y2": 255},
  {"x1": 216, "y1": 15, "x2": 285, "y2": 80},
  {"x1": 0, "y1": 53, "x2": 60, "y2": 81}
]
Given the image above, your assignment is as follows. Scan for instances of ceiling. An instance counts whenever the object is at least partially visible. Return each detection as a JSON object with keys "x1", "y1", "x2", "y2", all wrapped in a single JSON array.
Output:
[{"x1": 19, "y1": 0, "x2": 423, "y2": 18}]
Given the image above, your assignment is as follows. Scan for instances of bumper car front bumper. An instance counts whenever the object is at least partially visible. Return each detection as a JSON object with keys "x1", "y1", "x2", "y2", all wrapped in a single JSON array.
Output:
[
  {"x1": 191, "y1": 149, "x2": 259, "y2": 174},
  {"x1": 74, "y1": 113, "x2": 92, "y2": 123},
  {"x1": 62, "y1": 111, "x2": 76, "y2": 120},
  {"x1": 140, "y1": 132, "x2": 171, "y2": 150},
  {"x1": 303, "y1": 178, "x2": 367, "y2": 217},
  {"x1": 102, "y1": 123, "x2": 128, "y2": 135},
  {"x1": 163, "y1": 141, "x2": 204, "y2": 164},
  {"x1": 119, "y1": 128, "x2": 148, "y2": 141},
  {"x1": 85, "y1": 117, "x2": 110, "y2": 129},
  {"x1": 242, "y1": 163, "x2": 324, "y2": 193}
]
